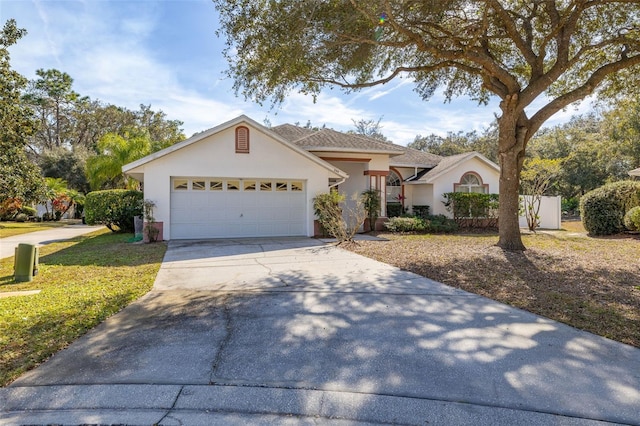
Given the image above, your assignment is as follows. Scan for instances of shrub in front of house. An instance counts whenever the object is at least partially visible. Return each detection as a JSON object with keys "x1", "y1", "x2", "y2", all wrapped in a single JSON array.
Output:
[
  {"x1": 412, "y1": 205, "x2": 430, "y2": 220},
  {"x1": 425, "y1": 214, "x2": 458, "y2": 233},
  {"x1": 85, "y1": 189, "x2": 143, "y2": 233},
  {"x1": 624, "y1": 206, "x2": 640, "y2": 231},
  {"x1": 384, "y1": 214, "x2": 458, "y2": 234},
  {"x1": 313, "y1": 190, "x2": 345, "y2": 238},
  {"x1": 384, "y1": 216, "x2": 426, "y2": 232},
  {"x1": 443, "y1": 192, "x2": 499, "y2": 228},
  {"x1": 14, "y1": 213, "x2": 28, "y2": 222},
  {"x1": 580, "y1": 181, "x2": 640, "y2": 236},
  {"x1": 386, "y1": 202, "x2": 405, "y2": 218},
  {"x1": 20, "y1": 206, "x2": 37, "y2": 218}
]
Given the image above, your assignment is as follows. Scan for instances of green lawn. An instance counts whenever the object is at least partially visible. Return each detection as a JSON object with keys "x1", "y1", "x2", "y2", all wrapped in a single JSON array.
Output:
[
  {"x1": 0, "y1": 221, "x2": 74, "y2": 238},
  {"x1": 0, "y1": 229, "x2": 166, "y2": 386}
]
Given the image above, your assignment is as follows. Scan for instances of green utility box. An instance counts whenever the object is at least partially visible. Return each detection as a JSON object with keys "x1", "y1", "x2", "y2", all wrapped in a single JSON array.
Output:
[{"x1": 14, "y1": 243, "x2": 39, "y2": 282}]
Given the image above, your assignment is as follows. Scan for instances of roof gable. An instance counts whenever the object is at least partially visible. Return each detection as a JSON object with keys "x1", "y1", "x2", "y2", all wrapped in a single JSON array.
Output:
[
  {"x1": 123, "y1": 115, "x2": 347, "y2": 179},
  {"x1": 413, "y1": 152, "x2": 500, "y2": 183}
]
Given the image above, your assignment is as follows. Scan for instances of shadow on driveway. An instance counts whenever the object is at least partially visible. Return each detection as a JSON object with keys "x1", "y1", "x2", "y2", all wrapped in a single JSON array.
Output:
[{"x1": 4, "y1": 238, "x2": 640, "y2": 425}]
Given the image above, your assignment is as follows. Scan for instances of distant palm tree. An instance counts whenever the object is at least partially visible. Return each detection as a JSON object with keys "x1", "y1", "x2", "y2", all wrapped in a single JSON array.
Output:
[{"x1": 86, "y1": 132, "x2": 150, "y2": 190}]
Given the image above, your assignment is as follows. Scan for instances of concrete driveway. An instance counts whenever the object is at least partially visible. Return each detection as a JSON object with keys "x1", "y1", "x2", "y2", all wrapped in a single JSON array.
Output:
[
  {"x1": 0, "y1": 224, "x2": 104, "y2": 259},
  {"x1": 2, "y1": 237, "x2": 640, "y2": 425}
]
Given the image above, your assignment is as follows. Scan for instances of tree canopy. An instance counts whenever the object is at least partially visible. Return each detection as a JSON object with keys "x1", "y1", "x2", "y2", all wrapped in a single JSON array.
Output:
[
  {"x1": 215, "y1": 0, "x2": 640, "y2": 250},
  {"x1": 0, "y1": 20, "x2": 45, "y2": 204}
]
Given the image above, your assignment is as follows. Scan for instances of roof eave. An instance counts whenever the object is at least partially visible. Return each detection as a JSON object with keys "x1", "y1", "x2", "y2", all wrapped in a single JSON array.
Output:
[
  {"x1": 304, "y1": 147, "x2": 405, "y2": 156},
  {"x1": 389, "y1": 162, "x2": 438, "y2": 168}
]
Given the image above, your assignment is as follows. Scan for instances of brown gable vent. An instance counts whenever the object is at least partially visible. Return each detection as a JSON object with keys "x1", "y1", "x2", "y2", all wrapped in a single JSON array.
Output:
[{"x1": 235, "y1": 126, "x2": 250, "y2": 153}]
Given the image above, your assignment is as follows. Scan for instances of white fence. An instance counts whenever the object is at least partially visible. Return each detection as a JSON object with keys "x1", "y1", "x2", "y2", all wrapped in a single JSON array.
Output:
[{"x1": 519, "y1": 195, "x2": 562, "y2": 230}]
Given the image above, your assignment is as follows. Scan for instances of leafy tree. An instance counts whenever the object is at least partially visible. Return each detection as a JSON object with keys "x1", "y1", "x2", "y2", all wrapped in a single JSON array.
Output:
[
  {"x1": 602, "y1": 98, "x2": 640, "y2": 173},
  {"x1": 23, "y1": 68, "x2": 84, "y2": 150},
  {"x1": 38, "y1": 147, "x2": 91, "y2": 194},
  {"x1": 409, "y1": 122, "x2": 499, "y2": 162},
  {"x1": 136, "y1": 104, "x2": 185, "y2": 151},
  {"x1": 350, "y1": 117, "x2": 389, "y2": 141},
  {"x1": 526, "y1": 113, "x2": 623, "y2": 199},
  {"x1": 42, "y1": 177, "x2": 80, "y2": 220},
  {"x1": 410, "y1": 131, "x2": 476, "y2": 157},
  {"x1": 520, "y1": 158, "x2": 561, "y2": 231},
  {"x1": 86, "y1": 132, "x2": 151, "y2": 190},
  {"x1": 214, "y1": 1, "x2": 640, "y2": 250},
  {"x1": 0, "y1": 19, "x2": 45, "y2": 205}
]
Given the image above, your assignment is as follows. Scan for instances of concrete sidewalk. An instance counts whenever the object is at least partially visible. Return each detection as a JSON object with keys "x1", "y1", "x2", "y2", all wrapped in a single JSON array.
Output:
[
  {"x1": 2, "y1": 237, "x2": 639, "y2": 425},
  {"x1": 0, "y1": 224, "x2": 104, "y2": 259}
]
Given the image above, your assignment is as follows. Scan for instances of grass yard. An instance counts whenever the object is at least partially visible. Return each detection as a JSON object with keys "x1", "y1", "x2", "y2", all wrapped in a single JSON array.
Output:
[
  {"x1": 346, "y1": 226, "x2": 640, "y2": 348},
  {"x1": 0, "y1": 229, "x2": 166, "y2": 386},
  {"x1": 0, "y1": 221, "x2": 73, "y2": 238}
]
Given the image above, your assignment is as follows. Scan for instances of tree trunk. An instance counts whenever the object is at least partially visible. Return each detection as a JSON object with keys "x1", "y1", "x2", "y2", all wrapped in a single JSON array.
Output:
[{"x1": 497, "y1": 98, "x2": 528, "y2": 251}]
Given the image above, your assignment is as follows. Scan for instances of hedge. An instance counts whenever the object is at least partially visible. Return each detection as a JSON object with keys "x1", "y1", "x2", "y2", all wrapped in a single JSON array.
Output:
[
  {"x1": 623, "y1": 206, "x2": 640, "y2": 231},
  {"x1": 84, "y1": 189, "x2": 143, "y2": 233},
  {"x1": 580, "y1": 181, "x2": 640, "y2": 235}
]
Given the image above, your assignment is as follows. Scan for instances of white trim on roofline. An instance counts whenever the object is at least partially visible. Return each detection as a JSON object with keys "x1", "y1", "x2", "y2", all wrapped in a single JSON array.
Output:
[
  {"x1": 122, "y1": 115, "x2": 349, "y2": 179},
  {"x1": 403, "y1": 152, "x2": 500, "y2": 185},
  {"x1": 303, "y1": 147, "x2": 405, "y2": 156}
]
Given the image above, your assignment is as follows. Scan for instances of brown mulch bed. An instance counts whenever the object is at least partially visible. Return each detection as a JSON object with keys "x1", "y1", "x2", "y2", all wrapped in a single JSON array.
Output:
[{"x1": 345, "y1": 229, "x2": 640, "y2": 348}]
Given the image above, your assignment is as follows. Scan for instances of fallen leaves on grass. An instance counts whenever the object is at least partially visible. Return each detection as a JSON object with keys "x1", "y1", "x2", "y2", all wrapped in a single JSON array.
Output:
[{"x1": 346, "y1": 232, "x2": 640, "y2": 347}]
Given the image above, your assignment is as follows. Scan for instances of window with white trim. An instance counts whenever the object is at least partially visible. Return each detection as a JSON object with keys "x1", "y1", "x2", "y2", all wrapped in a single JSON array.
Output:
[
  {"x1": 455, "y1": 173, "x2": 487, "y2": 193},
  {"x1": 386, "y1": 170, "x2": 402, "y2": 202}
]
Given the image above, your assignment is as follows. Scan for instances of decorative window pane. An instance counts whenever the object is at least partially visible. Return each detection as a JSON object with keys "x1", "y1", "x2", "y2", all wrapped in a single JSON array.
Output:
[
  {"x1": 210, "y1": 181, "x2": 223, "y2": 191},
  {"x1": 227, "y1": 180, "x2": 240, "y2": 191},
  {"x1": 192, "y1": 180, "x2": 205, "y2": 190},
  {"x1": 235, "y1": 126, "x2": 250, "y2": 153},
  {"x1": 461, "y1": 174, "x2": 481, "y2": 185},
  {"x1": 244, "y1": 180, "x2": 256, "y2": 191},
  {"x1": 260, "y1": 181, "x2": 272, "y2": 191},
  {"x1": 276, "y1": 182, "x2": 288, "y2": 191},
  {"x1": 291, "y1": 181, "x2": 303, "y2": 191},
  {"x1": 174, "y1": 179, "x2": 188, "y2": 190},
  {"x1": 456, "y1": 173, "x2": 486, "y2": 194},
  {"x1": 386, "y1": 170, "x2": 402, "y2": 186}
]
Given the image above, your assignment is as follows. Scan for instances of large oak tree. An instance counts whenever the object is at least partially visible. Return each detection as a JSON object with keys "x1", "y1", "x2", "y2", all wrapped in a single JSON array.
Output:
[{"x1": 214, "y1": 0, "x2": 640, "y2": 250}]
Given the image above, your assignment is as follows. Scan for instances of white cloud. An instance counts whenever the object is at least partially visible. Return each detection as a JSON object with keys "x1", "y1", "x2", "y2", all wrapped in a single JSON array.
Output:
[
  {"x1": 275, "y1": 91, "x2": 372, "y2": 129},
  {"x1": 6, "y1": 0, "x2": 590, "y2": 148}
]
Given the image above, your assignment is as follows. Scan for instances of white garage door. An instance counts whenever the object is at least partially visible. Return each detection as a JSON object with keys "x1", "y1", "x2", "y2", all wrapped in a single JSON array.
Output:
[{"x1": 170, "y1": 177, "x2": 306, "y2": 239}]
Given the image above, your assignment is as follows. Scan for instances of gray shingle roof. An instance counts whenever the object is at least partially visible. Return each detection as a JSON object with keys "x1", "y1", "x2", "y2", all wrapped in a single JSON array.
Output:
[
  {"x1": 416, "y1": 152, "x2": 497, "y2": 183},
  {"x1": 271, "y1": 125, "x2": 405, "y2": 154},
  {"x1": 389, "y1": 147, "x2": 443, "y2": 168},
  {"x1": 269, "y1": 124, "x2": 316, "y2": 142}
]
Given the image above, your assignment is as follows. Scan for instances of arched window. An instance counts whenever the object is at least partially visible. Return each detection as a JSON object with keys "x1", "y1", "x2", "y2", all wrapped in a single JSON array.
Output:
[
  {"x1": 455, "y1": 172, "x2": 487, "y2": 193},
  {"x1": 386, "y1": 169, "x2": 402, "y2": 202},
  {"x1": 235, "y1": 126, "x2": 250, "y2": 153}
]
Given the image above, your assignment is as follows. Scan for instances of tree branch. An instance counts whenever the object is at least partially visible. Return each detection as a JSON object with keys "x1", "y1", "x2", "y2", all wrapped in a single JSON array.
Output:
[
  {"x1": 529, "y1": 54, "x2": 640, "y2": 135},
  {"x1": 486, "y1": 0, "x2": 538, "y2": 68}
]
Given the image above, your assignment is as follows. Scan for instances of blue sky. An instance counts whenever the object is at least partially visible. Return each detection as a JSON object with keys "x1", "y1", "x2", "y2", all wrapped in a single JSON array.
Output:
[{"x1": 2, "y1": 0, "x2": 591, "y2": 145}]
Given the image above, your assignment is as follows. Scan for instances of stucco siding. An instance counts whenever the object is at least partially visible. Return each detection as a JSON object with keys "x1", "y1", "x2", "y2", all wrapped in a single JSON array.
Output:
[
  {"x1": 411, "y1": 185, "x2": 434, "y2": 213},
  {"x1": 431, "y1": 157, "x2": 500, "y2": 217},
  {"x1": 139, "y1": 124, "x2": 334, "y2": 238}
]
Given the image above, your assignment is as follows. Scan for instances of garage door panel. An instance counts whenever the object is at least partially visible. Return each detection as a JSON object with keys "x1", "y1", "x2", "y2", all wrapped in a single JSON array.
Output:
[{"x1": 171, "y1": 178, "x2": 306, "y2": 239}]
